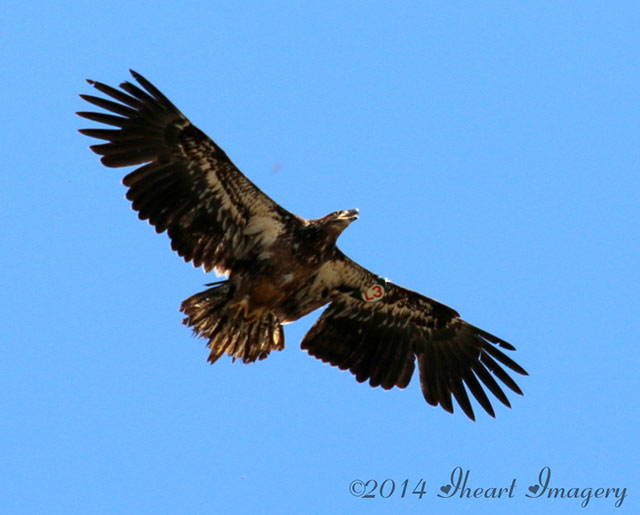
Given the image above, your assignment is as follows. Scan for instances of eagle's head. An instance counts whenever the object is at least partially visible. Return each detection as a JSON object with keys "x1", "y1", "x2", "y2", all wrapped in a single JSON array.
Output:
[
  {"x1": 315, "y1": 208, "x2": 359, "y2": 243},
  {"x1": 326, "y1": 208, "x2": 359, "y2": 227}
]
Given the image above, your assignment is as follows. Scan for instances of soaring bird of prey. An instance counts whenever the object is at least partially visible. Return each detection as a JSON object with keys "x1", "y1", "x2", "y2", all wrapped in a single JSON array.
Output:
[{"x1": 78, "y1": 70, "x2": 527, "y2": 420}]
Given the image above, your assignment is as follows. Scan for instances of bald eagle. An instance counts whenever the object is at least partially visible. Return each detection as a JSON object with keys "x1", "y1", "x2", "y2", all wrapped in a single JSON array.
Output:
[{"x1": 78, "y1": 70, "x2": 527, "y2": 420}]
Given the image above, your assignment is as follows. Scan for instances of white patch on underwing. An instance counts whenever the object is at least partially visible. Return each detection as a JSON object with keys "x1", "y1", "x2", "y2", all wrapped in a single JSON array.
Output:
[
  {"x1": 243, "y1": 215, "x2": 283, "y2": 247},
  {"x1": 314, "y1": 261, "x2": 341, "y2": 289},
  {"x1": 200, "y1": 162, "x2": 243, "y2": 223}
]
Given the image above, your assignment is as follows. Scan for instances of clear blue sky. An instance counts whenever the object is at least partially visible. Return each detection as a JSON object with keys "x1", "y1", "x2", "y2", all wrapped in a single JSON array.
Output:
[{"x1": 2, "y1": 2, "x2": 638, "y2": 514}]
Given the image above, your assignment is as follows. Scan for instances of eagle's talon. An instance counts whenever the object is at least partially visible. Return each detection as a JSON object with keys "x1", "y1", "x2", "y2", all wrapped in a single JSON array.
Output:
[
  {"x1": 244, "y1": 309, "x2": 263, "y2": 324},
  {"x1": 229, "y1": 298, "x2": 250, "y2": 320},
  {"x1": 229, "y1": 298, "x2": 265, "y2": 324}
]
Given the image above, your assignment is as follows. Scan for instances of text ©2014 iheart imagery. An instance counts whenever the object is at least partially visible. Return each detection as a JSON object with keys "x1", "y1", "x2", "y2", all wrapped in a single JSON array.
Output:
[{"x1": 348, "y1": 466, "x2": 627, "y2": 508}]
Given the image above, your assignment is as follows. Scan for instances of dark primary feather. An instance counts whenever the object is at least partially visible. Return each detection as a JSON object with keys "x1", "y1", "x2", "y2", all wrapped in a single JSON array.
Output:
[
  {"x1": 302, "y1": 254, "x2": 528, "y2": 421},
  {"x1": 77, "y1": 69, "x2": 299, "y2": 275}
]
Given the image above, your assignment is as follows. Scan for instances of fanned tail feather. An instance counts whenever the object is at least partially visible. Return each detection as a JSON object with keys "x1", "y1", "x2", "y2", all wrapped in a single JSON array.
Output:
[{"x1": 180, "y1": 281, "x2": 284, "y2": 364}]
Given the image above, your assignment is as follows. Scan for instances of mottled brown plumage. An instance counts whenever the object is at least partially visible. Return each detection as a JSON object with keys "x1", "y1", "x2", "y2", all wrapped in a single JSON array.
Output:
[{"x1": 78, "y1": 70, "x2": 527, "y2": 420}]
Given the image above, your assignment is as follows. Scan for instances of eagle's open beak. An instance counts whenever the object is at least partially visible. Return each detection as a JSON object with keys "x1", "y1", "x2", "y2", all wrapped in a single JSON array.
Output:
[{"x1": 340, "y1": 208, "x2": 359, "y2": 221}]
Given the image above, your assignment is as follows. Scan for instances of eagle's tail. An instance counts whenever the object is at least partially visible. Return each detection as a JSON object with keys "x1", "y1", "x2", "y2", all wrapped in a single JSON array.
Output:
[{"x1": 180, "y1": 281, "x2": 285, "y2": 364}]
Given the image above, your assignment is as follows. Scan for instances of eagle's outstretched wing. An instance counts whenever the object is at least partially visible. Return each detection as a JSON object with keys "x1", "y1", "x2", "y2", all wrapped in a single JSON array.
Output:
[
  {"x1": 77, "y1": 70, "x2": 299, "y2": 276},
  {"x1": 302, "y1": 253, "x2": 528, "y2": 420}
]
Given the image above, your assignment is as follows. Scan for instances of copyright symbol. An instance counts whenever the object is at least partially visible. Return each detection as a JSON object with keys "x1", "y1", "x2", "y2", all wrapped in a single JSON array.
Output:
[{"x1": 349, "y1": 479, "x2": 365, "y2": 497}]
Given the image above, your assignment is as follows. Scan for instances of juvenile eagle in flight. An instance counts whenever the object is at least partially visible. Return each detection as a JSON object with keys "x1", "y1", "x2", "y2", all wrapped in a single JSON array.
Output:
[{"x1": 78, "y1": 70, "x2": 527, "y2": 420}]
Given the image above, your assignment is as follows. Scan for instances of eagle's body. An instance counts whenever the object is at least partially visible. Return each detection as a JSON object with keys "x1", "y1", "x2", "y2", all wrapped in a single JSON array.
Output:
[
  {"x1": 78, "y1": 71, "x2": 528, "y2": 420},
  {"x1": 226, "y1": 209, "x2": 359, "y2": 323}
]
